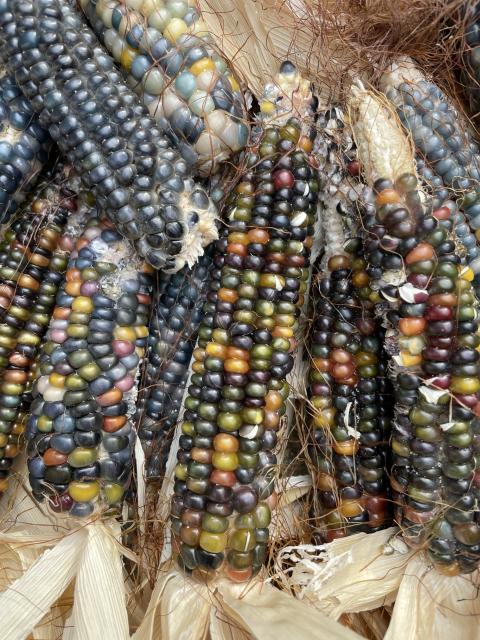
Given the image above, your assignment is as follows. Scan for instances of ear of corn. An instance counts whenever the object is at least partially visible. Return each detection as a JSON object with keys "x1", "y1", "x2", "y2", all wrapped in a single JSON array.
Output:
[
  {"x1": 26, "y1": 213, "x2": 153, "y2": 517},
  {"x1": 0, "y1": 72, "x2": 51, "y2": 223},
  {"x1": 362, "y1": 175, "x2": 480, "y2": 575},
  {"x1": 0, "y1": 164, "x2": 77, "y2": 378},
  {"x1": 306, "y1": 106, "x2": 391, "y2": 540},
  {"x1": 307, "y1": 244, "x2": 391, "y2": 541},
  {"x1": 0, "y1": 0, "x2": 218, "y2": 272},
  {"x1": 0, "y1": 167, "x2": 87, "y2": 493},
  {"x1": 170, "y1": 63, "x2": 318, "y2": 580},
  {"x1": 137, "y1": 251, "x2": 213, "y2": 481},
  {"x1": 350, "y1": 84, "x2": 480, "y2": 573},
  {"x1": 79, "y1": 0, "x2": 249, "y2": 176}
]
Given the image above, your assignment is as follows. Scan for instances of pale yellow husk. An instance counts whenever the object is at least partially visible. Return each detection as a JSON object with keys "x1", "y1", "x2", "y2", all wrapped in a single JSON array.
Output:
[
  {"x1": 132, "y1": 564, "x2": 362, "y2": 640},
  {"x1": 198, "y1": 0, "x2": 359, "y2": 102}
]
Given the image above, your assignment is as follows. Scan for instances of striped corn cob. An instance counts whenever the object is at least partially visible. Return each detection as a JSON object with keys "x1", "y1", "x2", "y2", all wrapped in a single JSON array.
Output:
[
  {"x1": 26, "y1": 214, "x2": 153, "y2": 517},
  {"x1": 0, "y1": 164, "x2": 77, "y2": 378},
  {"x1": 0, "y1": 175, "x2": 86, "y2": 494},
  {"x1": 350, "y1": 85, "x2": 480, "y2": 575},
  {"x1": 0, "y1": 0, "x2": 217, "y2": 272},
  {"x1": 79, "y1": 0, "x2": 249, "y2": 175},
  {"x1": 464, "y1": 1, "x2": 480, "y2": 115},
  {"x1": 171, "y1": 63, "x2": 318, "y2": 580},
  {"x1": 380, "y1": 59, "x2": 480, "y2": 286},
  {"x1": 0, "y1": 71, "x2": 51, "y2": 222},
  {"x1": 137, "y1": 251, "x2": 213, "y2": 481}
]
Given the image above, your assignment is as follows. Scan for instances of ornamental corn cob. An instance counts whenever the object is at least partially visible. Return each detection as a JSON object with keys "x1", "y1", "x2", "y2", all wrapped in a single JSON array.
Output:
[
  {"x1": 305, "y1": 106, "x2": 391, "y2": 539},
  {"x1": 307, "y1": 244, "x2": 391, "y2": 541},
  {"x1": 364, "y1": 177, "x2": 480, "y2": 575},
  {"x1": 26, "y1": 214, "x2": 153, "y2": 517},
  {"x1": 0, "y1": 164, "x2": 77, "y2": 377},
  {"x1": 171, "y1": 63, "x2": 317, "y2": 580},
  {"x1": 0, "y1": 0, "x2": 217, "y2": 272},
  {"x1": 137, "y1": 251, "x2": 213, "y2": 481},
  {"x1": 79, "y1": 0, "x2": 249, "y2": 175},
  {"x1": 350, "y1": 85, "x2": 480, "y2": 574},
  {"x1": 0, "y1": 71, "x2": 52, "y2": 222},
  {"x1": 0, "y1": 173, "x2": 86, "y2": 494}
]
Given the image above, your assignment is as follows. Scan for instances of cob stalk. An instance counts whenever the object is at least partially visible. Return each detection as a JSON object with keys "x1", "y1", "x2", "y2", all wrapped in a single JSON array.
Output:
[
  {"x1": 26, "y1": 214, "x2": 153, "y2": 517},
  {"x1": 0, "y1": 0, "x2": 218, "y2": 272},
  {"x1": 0, "y1": 71, "x2": 52, "y2": 222},
  {"x1": 137, "y1": 251, "x2": 213, "y2": 482},
  {"x1": 79, "y1": 0, "x2": 249, "y2": 175},
  {"x1": 171, "y1": 63, "x2": 318, "y2": 580},
  {"x1": 350, "y1": 85, "x2": 480, "y2": 575}
]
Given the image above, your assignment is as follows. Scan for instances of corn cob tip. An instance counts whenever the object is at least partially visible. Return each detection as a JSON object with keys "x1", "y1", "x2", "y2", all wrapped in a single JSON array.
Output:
[
  {"x1": 259, "y1": 61, "x2": 313, "y2": 128},
  {"x1": 348, "y1": 84, "x2": 416, "y2": 185},
  {"x1": 378, "y1": 57, "x2": 427, "y2": 94}
]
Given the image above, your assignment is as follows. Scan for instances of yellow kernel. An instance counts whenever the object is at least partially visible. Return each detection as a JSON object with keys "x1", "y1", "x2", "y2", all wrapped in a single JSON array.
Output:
[
  {"x1": 134, "y1": 325, "x2": 149, "y2": 338},
  {"x1": 460, "y1": 266, "x2": 475, "y2": 282},
  {"x1": 400, "y1": 352, "x2": 422, "y2": 367},
  {"x1": 260, "y1": 100, "x2": 276, "y2": 115},
  {"x1": 120, "y1": 45, "x2": 136, "y2": 72},
  {"x1": 190, "y1": 57, "x2": 216, "y2": 76},
  {"x1": 68, "y1": 481, "x2": 99, "y2": 503},
  {"x1": 49, "y1": 373, "x2": 65, "y2": 388},
  {"x1": 71, "y1": 296, "x2": 94, "y2": 314},
  {"x1": 113, "y1": 327, "x2": 137, "y2": 341},
  {"x1": 227, "y1": 74, "x2": 240, "y2": 92},
  {"x1": 164, "y1": 17, "x2": 188, "y2": 43},
  {"x1": 193, "y1": 347, "x2": 206, "y2": 361}
]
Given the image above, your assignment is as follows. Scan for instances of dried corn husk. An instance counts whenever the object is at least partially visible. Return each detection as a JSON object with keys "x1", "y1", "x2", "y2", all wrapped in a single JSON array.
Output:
[
  {"x1": 199, "y1": 0, "x2": 360, "y2": 103},
  {"x1": 271, "y1": 527, "x2": 480, "y2": 640},
  {"x1": 132, "y1": 564, "x2": 362, "y2": 640}
]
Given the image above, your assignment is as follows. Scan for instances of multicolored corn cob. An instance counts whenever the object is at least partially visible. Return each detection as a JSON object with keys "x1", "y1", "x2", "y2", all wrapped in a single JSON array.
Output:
[
  {"x1": 79, "y1": 0, "x2": 249, "y2": 175},
  {"x1": 137, "y1": 251, "x2": 213, "y2": 481},
  {"x1": 364, "y1": 177, "x2": 480, "y2": 575},
  {"x1": 0, "y1": 164, "x2": 77, "y2": 377},
  {"x1": 26, "y1": 215, "x2": 154, "y2": 518},
  {"x1": 0, "y1": 71, "x2": 51, "y2": 222},
  {"x1": 171, "y1": 63, "x2": 318, "y2": 580},
  {"x1": 0, "y1": 171, "x2": 86, "y2": 494},
  {"x1": 350, "y1": 85, "x2": 480, "y2": 575},
  {"x1": 0, "y1": 0, "x2": 217, "y2": 272},
  {"x1": 307, "y1": 243, "x2": 391, "y2": 541}
]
